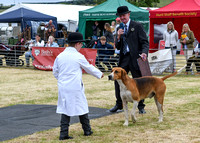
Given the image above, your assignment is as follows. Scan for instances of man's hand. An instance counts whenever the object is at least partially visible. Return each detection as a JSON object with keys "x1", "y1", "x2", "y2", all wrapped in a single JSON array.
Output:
[
  {"x1": 101, "y1": 73, "x2": 104, "y2": 78},
  {"x1": 140, "y1": 53, "x2": 147, "y2": 61},
  {"x1": 117, "y1": 29, "x2": 124, "y2": 40}
]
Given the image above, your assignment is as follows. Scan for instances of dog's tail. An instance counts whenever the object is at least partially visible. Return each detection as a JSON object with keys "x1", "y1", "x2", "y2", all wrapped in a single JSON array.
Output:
[{"x1": 161, "y1": 65, "x2": 186, "y2": 81}]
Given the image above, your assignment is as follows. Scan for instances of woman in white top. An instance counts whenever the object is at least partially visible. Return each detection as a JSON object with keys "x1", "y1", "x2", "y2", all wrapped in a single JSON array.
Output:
[{"x1": 163, "y1": 21, "x2": 178, "y2": 71}]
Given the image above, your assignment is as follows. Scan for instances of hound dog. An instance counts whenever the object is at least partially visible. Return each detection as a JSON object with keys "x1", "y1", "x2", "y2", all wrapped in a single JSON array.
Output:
[{"x1": 108, "y1": 66, "x2": 185, "y2": 126}]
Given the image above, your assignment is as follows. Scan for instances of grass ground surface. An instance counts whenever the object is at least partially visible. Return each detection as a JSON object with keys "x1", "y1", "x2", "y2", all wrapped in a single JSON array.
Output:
[{"x1": 0, "y1": 66, "x2": 200, "y2": 143}]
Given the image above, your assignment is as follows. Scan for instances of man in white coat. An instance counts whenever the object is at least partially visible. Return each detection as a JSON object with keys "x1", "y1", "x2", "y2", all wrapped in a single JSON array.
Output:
[{"x1": 53, "y1": 32, "x2": 104, "y2": 140}]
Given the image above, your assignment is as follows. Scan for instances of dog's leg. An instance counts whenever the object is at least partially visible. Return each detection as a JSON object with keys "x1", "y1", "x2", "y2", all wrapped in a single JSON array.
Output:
[
  {"x1": 131, "y1": 101, "x2": 138, "y2": 123},
  {"x1": 122, "y1": 100, "x2": 129, "y2": 126},
  {"x1": 154, "y1": 97, "x2": 163, "y2": 122}
]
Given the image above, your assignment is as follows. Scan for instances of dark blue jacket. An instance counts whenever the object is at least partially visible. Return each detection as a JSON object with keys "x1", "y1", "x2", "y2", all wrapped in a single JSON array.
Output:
[{"x1": 96, "y1": 42, "x2": 114, "y2": 55}]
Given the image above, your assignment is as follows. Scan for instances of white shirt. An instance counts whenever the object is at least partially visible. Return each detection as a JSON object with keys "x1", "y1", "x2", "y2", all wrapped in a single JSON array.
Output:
[
  {"x1": 35, "y1": 40, "x2": 45, "y2": 47},
  {"x1": 53, "y1": 47, "x2": 103, "y2": 116},
  {"x1": 163, "y1": 30, "x2": 178, "y2": 47},
  {"x1": 28, "y1": 40, "x2": 44, "y2": 50},
  {"x1": 124, "y1": 19, "x2": 131, "y2": 52}
]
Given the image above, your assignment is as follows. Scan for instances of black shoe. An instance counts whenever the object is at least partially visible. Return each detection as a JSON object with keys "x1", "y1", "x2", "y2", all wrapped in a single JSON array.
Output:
[
  {"x1": 84, "y1": 130, "x2": 93, "y2": 136},
  {"x1": 109, "y1": 105, "x2": 123, "y2": 113},
  {"x1": 139, "y1": 109, "x2": 146, "y2": 114},
  {"x1": 59, "y1": 136, "x2": 73, "y2": 140}
]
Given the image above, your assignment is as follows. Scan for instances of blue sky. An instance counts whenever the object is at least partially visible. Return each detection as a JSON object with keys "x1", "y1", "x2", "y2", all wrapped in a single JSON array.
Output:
[{"x1": 1, "y1": 0, "x2": 65, "y2": 6}]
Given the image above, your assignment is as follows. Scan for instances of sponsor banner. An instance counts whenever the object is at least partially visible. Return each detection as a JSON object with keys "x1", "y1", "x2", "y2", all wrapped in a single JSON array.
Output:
[
  {"x1": 32, "y1": 47, "x2": 97, "y2": 71},
  {"x1": 80, "y1": 12, "x2": 116, "y2": 18},
  {"x1": 148, "y1": 49, "x2": 173, "y2": 75},
  {"x1": 150, "y1": 11, "x2": 200, "y2": 18}
]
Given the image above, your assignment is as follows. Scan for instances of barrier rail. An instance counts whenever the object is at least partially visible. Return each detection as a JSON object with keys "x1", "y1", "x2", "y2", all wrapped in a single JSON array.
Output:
[{"x1": 0, "y1": 45, "x2": 199, "y2": 75}]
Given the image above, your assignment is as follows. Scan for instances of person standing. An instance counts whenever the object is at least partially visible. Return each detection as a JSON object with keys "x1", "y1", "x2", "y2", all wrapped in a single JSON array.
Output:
[
  {"x1": 53, "y1": 32, "x2": 104, "y2": 140},
  {"x1": 111, "y1": 21, "x2": 116, "y2": 34},
  {"x1": 180, "y1": 23, "x2": 195, "y2": 60},
  {"x1": 104, "y1": 23, "x2": 114, "y2": 46},
  {"x1": 37, "y1": 22, "x2": 45, "y2": 40},
  {"x1": 180, "y1": 23, "x2": 195, "y2": 74},
  {"x1": 163, "y1": 21, "x2": 179, "y2": 71},
  {"x1": 109, "y1": 6, "x2": 149, "y2": 114},
  {"x1": 45, "y1": 20, "x2": 56, "y2": 40},
  {"x1": 92, "y1": 21, "x2": 101, "y2": 40}
]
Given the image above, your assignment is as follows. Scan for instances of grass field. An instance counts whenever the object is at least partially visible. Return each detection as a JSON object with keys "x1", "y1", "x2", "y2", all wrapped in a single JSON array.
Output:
[{"x1": 0, "y1": 66, "x2": 200, "y2": 143}]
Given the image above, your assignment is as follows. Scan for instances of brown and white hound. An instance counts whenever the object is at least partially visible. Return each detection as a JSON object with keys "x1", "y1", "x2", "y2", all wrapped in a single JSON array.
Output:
[{"x1": 108, "y1": 66, "x2": 185, "y2": 126}]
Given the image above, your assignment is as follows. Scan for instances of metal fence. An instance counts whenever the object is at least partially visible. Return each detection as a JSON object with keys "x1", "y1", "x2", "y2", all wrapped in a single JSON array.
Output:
[
  {"x1": 0, "y1": 44, "x2": 29, "y2": 67},
  {"x1": 0, "y1": 45, "x2": 199, "y2": 75}
]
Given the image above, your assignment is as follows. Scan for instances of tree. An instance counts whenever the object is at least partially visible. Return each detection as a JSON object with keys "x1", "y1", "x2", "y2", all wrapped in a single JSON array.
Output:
[
  {"x1": 127, "y1": 0, "x2": 160, "y2": 7},
  {"x1": 96, "y1": 0, "x2": 106, "y2": 5}
]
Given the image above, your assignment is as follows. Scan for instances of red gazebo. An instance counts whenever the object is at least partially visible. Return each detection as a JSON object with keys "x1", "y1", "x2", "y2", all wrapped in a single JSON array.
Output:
[{"x1": 149, "y1": 0, "x2": 200, "y2": 51}]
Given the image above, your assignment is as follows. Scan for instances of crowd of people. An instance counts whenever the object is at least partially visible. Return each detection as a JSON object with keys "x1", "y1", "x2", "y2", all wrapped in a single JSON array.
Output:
[
  {"x1": 18, "y1": 15, "x2": 200, "y2": 74},
  {"x1": 24, "y1": 20, "x2": 59, "y2": 67},
  {"x1": 91, "y1": 17, "x2": 122, "y2": 72},
  {"x1": 91, "y1": 17, "x2": 200, "y2": 74}
]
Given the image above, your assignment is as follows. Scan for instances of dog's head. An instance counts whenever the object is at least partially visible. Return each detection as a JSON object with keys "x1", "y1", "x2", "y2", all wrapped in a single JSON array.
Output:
[{"x1": 108, "y1": 67, "x2": 127, "y2": 81}]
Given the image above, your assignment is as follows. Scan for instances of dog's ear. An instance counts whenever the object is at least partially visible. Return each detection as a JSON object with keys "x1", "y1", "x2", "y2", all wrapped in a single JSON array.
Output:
[{"x1": 121, "y1": 69, "x2": 127, "y2": 81}]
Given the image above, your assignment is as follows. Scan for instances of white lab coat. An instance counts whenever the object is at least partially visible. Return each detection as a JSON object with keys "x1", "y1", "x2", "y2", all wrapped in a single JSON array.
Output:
[{"x1": 53, "y1": 47, "x2": 103, "y2": 116}]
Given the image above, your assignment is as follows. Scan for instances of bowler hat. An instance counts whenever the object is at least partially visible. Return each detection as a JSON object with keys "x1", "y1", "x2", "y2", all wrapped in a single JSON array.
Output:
[
  {"x1": 116, "y1": 6, "x2": 131, "y2": 16},
  {"x1": 67, "y1": 32, "x2": 85, "y2": 43}
]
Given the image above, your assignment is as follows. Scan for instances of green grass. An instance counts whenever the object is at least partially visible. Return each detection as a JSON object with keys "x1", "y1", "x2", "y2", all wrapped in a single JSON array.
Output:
[{"x1": 0, "y1": 67, "x2": 200, "y2": 143}]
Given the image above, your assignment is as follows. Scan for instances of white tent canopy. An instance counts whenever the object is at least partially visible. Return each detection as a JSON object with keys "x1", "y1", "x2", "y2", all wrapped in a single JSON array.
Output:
[{"x1": 22, "y1": 4, "x2": 93, "y2": 22}]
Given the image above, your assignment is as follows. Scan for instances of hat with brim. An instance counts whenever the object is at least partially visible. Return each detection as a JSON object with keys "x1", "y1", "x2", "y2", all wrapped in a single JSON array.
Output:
[
  {"x1": 116, "y1": 6, "x2": 131, "y2": 16},
  {"x1": 67, "y1": 32, "x2": 85, "y2": 43}
]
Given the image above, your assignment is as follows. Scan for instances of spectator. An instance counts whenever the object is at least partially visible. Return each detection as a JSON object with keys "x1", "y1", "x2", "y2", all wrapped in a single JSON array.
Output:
[
  {"x1": 92, "y1": 21, "x2": 101, "y2": 40},
  {"x1": 53, "y1": 32, "x2": 103, "y2": 140},
  {"x1": 25, "y1": 34, "x2": 44, "y2": 67},
  {"x1": 113, "y1": 17, "x2": 121, "y2": 37},
  {"x1": 111, "y1": 21, "x2": 116, "y2": 34},
  {"x1": 95, "y1": 36, "x2": 114, "y2": 71},
  {"x1": 185, "y1": 43, "x2": 200, "y2": 75},
  {"x1": 163, "y1": 21, "x2": 178, "y2": 71},
  {"x1": 180, "y1": 23, "x2": 195, "y2": 60},
  {"x1": 104, "y1": 23, "x2": 114, "y2": 46},
  {"x1": 22, "y1": 25, "x2": 31, "y2": 41},
  {"x1": 37, "y1": 22, "x2": 45, "y2": 40},
  {"x1": 45, "y1": 36, "x2": 59, "y2": 47},
  {"x1": 45, "y1": 20, "x2": 56, "y2": 40}
]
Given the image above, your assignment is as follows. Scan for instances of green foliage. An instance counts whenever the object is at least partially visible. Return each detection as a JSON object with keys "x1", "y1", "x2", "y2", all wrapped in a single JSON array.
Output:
[
  {"x1": 127, "y1": 0, "x2": 160, "y2": 7},
  {"x1": 96, "y1": 0, "x2": 107, "y2": 5}
]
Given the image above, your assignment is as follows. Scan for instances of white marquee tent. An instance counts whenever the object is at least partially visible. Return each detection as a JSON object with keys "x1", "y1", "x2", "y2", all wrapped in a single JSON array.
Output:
[{"x1": 22, "y1": 4, "x2": 93, "y2": 31}]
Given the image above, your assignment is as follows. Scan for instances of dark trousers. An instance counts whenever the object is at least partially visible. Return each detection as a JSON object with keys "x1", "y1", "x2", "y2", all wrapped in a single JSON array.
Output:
[
  {"x1": 186, "y1": 56, "x2": 200, "y2": 72},
  {"x1": 60, "y1": 113, "x2": 91, "y2": 138},
  {"x1": 115, "y1": 53, "x2": 145, "y2": 110}
]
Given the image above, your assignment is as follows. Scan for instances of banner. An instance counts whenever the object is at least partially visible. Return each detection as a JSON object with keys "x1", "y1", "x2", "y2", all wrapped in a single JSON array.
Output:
[
  {"x1": 32, "y1": 47, "x2": 97, "y2": 71},
  {"x1": 148, "y1": 49, "x2": 173, "y2": 75}
]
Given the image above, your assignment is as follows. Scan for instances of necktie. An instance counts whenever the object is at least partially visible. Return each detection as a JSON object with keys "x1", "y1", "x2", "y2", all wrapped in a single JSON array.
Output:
[{"x1": 123, "y1": 25, "x2": 128, "y2": 55}]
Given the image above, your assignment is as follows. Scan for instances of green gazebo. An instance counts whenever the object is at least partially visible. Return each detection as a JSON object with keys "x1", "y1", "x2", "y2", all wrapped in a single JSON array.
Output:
[{"x1": 79, "y1": 0, "x2": 149, "y2": 39}]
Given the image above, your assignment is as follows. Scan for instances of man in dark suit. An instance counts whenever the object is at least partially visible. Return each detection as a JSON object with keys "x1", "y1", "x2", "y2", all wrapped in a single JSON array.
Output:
[{"x1": 109, "y1": 6, "x2": 149, "y2": 114}]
